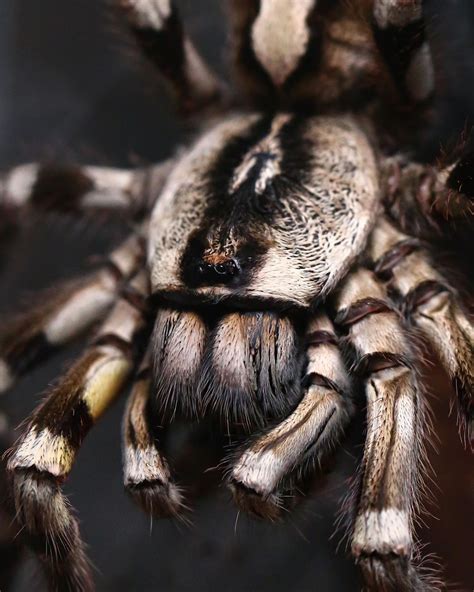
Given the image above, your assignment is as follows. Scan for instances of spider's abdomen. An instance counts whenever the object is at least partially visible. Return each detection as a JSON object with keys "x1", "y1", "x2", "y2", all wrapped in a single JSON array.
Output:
[{"x1": 149, "y1": 112, "x2": 379, "y2": 309}]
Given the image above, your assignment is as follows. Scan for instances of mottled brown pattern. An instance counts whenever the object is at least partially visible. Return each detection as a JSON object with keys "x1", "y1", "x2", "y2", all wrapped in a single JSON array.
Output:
[
  {"x1": 381, "y1": 154, "x2": 474, "y2": 238},
  {"x1": 228, "y1": 0, "x2": 381, "y2": 109}
]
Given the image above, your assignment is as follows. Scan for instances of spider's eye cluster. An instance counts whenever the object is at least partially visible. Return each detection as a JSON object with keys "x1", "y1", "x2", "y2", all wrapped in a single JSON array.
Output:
[{"x1": 197, "y1": 258, "x2": 240, "y2": 280}]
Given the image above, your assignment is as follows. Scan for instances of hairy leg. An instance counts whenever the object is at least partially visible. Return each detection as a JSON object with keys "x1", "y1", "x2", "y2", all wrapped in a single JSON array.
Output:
[
  {"x1": 229, "y1": 312, "x2": 351, "y2": 520},
  {"x1": 333, "y1": 267, "x2": 428, "y2": 592},
  {"x1": 7, "y1": 268, "x2": 150, "y2": 591},
  {"x1": 123, "y1": 350, "x2": 184, "y2": 519},
  {"x1": 0, "y1": 159, "x2": 173, "y2": 225},
  {"x1": 0, "y1": 233, "x2": 144, "y2": 393},
  {"x1": 370, "y1": 218, "x2": 473, "y2": 445}
]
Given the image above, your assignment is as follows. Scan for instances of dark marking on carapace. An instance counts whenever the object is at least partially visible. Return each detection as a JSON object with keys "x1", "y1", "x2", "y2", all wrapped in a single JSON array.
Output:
[
  {"x1": 277, "y1": 115, "x2": 316, "y2": 186},
  {"x1": 180, "y1": 115, "x2": 280, "y2": 289}
]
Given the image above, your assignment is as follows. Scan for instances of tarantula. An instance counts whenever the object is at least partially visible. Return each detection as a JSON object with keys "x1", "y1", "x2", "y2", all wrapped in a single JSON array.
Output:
[{"x1": 0, "y1": 0, "x2": 472, "y2": 590}]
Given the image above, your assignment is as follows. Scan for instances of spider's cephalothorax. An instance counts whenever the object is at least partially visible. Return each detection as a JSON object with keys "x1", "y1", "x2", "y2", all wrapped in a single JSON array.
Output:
[
  {"x1": 0, "y1": 1, "x2": 473, "y2": 591},
  {"x1": 149, "y1": 112, "x2": 378, "y2": 427}
]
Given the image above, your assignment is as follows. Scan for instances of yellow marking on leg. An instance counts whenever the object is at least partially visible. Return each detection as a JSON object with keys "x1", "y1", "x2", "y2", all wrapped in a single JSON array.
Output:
[{"x1": 83, "y1": 357, "x2": 132, "y2": 420}]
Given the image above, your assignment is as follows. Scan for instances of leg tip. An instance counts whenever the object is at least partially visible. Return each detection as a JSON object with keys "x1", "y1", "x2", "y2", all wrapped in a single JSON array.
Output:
[
  {"x1": 228, "y1": 479, "x2": 289, "y2": 522},
  {"x1": 126, "y1": 479, "x2": 186, "y2": 520},
  {"x1": 357, "y1": 553, "x2": 443, "y2": 592}
]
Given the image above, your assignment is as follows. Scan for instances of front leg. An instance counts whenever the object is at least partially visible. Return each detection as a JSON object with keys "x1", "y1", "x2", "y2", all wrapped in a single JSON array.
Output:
[{"x1": 7, "y1": 268, "x2": 151, "y2": 591}]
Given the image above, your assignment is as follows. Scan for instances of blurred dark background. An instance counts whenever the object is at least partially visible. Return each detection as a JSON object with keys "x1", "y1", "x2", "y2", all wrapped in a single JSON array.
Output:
[{"x1": 0, "y1": 1, "x2": 473, "y2": 591}]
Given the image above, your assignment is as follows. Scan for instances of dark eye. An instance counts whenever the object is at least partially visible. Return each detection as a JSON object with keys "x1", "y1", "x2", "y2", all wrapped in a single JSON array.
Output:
[{"x1": 215, "y1": 263, "x2": 227, "y2": 274}]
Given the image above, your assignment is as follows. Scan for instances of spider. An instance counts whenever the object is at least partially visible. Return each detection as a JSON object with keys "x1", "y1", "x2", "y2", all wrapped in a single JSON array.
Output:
[{"x1": 0, "y1": 0, "x2": 472, "y2": 590}]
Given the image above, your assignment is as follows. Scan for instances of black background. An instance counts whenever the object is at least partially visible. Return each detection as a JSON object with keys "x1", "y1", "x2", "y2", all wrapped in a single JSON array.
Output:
[{"x1": 0, "y1": 2, "x2": 473, "y2": 591}]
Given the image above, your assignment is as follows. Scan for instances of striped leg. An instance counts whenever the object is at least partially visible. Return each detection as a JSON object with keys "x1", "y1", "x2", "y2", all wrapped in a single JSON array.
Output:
[
  {"x1": 333, "y1": 268, "x2": 427, "y2": 591},
  {"x1": 123, "y1": 351, "x2": 184, "y2": 519},
  {"x1": 229, "y1": 313, "x2": 351, "y2": 521},
  {"x1": 117, "y1": 0, "x2": 224, "y2": 114},
  {"x1": 372, "y1": 0, "x2": 434, "y2": 105},
  {"x1": 370, "y1": 218, "x2": 474, "y2": 446},
  {"x1": 0, "y1": 233, "x2": 144, "y2": 394},
  {"x1": 6, "y1": 268, "x2": 150, "y2": 591},
  {"x1": 228, "y1": 0, "x2": 319, "y2": 95},
  {"x1": 0, "y1": 159, "x2": 173, "y2": 222},
  {"x1": 382, "y1": 150, "x2": 474, "y2": 237}
]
